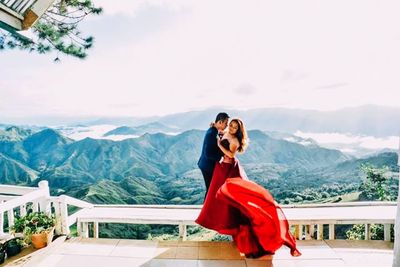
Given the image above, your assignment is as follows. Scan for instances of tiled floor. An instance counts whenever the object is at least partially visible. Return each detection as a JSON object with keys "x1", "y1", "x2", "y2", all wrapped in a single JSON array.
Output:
[{"x1": 6, "y1": 238, "x2": 394, "y2": 267}]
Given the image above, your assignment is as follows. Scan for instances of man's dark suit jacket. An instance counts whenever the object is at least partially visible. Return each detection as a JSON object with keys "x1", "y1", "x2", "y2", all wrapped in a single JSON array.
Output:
[{"x1": 198, "y1": 126, "x2": 223, "y2": 174}]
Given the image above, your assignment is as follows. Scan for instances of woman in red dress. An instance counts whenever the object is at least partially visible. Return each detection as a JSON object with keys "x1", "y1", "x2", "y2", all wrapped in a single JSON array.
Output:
[{"x1": 195, "y1": 118, "x2": 301, "y2": 258}]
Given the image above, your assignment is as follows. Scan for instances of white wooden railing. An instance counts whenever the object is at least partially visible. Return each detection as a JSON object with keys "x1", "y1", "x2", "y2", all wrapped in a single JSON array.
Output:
[
  {"x1": 49, "y1": 195, "x2": 94, "y2": 236},
  {"x1": 0, "y1": 181, "x2": 50, "y2": 239},
  {"x1": 74, "y1": 202, "x2": 396, "y2": 241},
  {"x1": 0, "y1": 181, "x2": 397, "y2": 243},
  {"x1": 0, "y1": 181, "x2": 93, "y2": 240}
]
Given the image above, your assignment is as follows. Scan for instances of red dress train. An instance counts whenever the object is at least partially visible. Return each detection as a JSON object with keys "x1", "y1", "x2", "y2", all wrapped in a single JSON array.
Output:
[{"x1": 195, "y1": 160, "x2": 300, "y2": 258}]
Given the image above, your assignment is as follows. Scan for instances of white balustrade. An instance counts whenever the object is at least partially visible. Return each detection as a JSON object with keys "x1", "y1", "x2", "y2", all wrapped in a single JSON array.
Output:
[
  {"x1": 0, "y1": 181, "x2": 52, "y2": 238},
  {"x1": 0, "y1": 182, "x2": 398, "y2": 243}
]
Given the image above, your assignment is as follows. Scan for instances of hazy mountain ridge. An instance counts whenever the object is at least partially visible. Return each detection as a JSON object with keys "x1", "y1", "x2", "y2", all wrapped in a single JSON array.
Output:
[
  {"x1": 156, "y1": 106, "x2": 400, "y2": 137},
  {"x1": 104, "y1": 122, "x2": 180, "y2": 137},
  {"x1": 0, "y1": 126, "x2": 33, "y2": 141},
  {"x1": 71, "y1": 105, "x2": 400, "y2": 137},
  {"x1": 3, "y1": 105, "x2": 400, "y2": 137}
]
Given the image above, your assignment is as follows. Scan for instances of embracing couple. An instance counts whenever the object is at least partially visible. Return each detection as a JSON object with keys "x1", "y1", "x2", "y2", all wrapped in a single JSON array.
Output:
[{"x1": 196, "y1": 112, "x2": 301, "y2": 258}]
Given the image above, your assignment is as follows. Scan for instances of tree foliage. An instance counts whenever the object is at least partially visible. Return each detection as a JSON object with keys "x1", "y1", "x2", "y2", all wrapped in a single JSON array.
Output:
[
  {"x1": 347, "y1": 165, "x2": 396, "y2": 241},
  {"x1": 345, "y1": 223, "x2": 394, "y2": 241},
  {"x1": 358, "y1": 164, "x2": 391, "y2": 201},
  {"x1": 0, "y1": 0, "x2": 102, "y2": 60}
]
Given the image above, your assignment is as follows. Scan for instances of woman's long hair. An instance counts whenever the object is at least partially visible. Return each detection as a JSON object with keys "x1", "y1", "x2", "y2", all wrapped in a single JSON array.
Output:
[{"x1": 231, "y1": 118, "x2": 248, "y2": 153}]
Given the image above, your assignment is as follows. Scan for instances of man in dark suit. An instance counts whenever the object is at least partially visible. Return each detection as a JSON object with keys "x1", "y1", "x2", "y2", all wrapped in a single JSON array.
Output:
[{"x1": 198, "y1": 112, "x2": 230, "y2": 198}]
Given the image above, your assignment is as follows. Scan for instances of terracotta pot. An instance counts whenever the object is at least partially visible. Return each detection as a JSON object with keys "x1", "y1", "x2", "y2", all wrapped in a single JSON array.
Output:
[
  {"x1": 31, "y1": 232, "x2": 47, "y2": 249},
  {"x1": 31, "y1": 228, "x2": 55, "y2": 249}
]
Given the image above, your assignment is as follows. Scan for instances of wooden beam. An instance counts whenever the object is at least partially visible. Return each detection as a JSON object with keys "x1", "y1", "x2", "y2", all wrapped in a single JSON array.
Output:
[
  {"x1": 22, "y1": 0, "x2": 55, "y2": 29},
  {"x1": 21, "y1": 8, "x2": 36, "y2": 29},
  {"x1": 0, "y1": 3, "x2": 22, "y2": 30},
  {"x1": 0, "y1": 1, "x2": 24, "y2": 19}
]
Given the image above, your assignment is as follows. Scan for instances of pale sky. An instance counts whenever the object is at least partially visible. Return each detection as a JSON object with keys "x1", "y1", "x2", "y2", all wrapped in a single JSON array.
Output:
[{"x1": 1, "y1": 0, "x2": 400, "y2": 118}]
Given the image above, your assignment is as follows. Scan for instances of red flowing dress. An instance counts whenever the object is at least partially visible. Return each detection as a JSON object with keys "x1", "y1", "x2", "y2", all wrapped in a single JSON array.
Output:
[{"x1": 195, "y1": 140, "x2": 300, "y2": 258}]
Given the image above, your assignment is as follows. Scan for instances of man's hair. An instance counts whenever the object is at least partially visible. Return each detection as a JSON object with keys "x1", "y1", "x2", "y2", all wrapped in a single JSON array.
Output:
[{"x1": 215, "y1": 112, "x2": 230, "y2": 123}]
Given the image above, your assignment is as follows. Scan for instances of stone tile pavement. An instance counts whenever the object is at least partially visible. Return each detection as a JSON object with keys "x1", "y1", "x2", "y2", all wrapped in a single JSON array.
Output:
[{"x1": 3, "y1": 238, "x2": 394, "y2": 267}]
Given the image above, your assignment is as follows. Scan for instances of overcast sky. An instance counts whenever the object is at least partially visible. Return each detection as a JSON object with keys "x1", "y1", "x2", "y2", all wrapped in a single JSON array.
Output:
[{"x1": 1, "y1": 0, "x2": 400, "y2": 119}]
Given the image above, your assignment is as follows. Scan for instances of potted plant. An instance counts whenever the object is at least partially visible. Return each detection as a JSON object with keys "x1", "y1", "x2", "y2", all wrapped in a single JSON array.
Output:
[
  {"x1": 11, "y1": 216, "x2": 26, "y2": 238},
  {"x1": 12, "y1": 212, "x2": 55, "y2": 249}
]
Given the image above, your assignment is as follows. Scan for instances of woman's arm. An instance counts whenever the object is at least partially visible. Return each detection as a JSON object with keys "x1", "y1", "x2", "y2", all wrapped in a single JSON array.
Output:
[{"x1": 217, "y1": 139, "x2": 238, "y2": 158}]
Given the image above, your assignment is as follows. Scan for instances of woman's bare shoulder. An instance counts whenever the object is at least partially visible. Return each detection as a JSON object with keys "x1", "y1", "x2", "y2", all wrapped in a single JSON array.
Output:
[{"x1": 230, "y1": 137, "x2": 240, "y2": 147}]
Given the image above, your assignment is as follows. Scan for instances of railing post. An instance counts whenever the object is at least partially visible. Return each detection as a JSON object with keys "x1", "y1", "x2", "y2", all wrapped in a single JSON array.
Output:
[
  {"x1": 384, "y1": 224, "x2": 391, "y2": 241},
  {"x1": 308, "y1": 225, "x2": 315, "y2": 240},
  {"x1": 81, "y1": 222, "x2": 89, "y2": 238},
  {"x1": 38, "y1": 180, "x2": 51, "y2": 215},
  {"x1": 7, "y1": 209, "x2": 15, "y2": 232},
  {"x1": 76, "y1": 219, "x2": 89, "y2": 238},
  {"x1": 303, "y1": 225, "x2": 310, "y2": 240},
  {"x1": 59, "y1": 195, "x2": 70, "y2": 236},
  {"x1": 299, "y1": 224, "x2": 304, "y2": 240},
  {"x1": 52, "y1": 200, "x2": 62, "y2": 235},
  {"x1": 365, "y1": 224, "x2": 371, "y2": 240},
  {"x1": 178, "y1": 224, "x2": 187, "y2": 241},
  {"x1": 294, "y1": 225, "x2": 300, "y2": 240},
  {"x1": 32, "y1": 201, "x2": 39, "y2": 212},
  {"x1": 20, "y1": 204, "x2": 27, "y2": 217},
  {"x1": 77, "y1": 220, "x2": 81, "y2": 236},
  {"x1": 93, "y1": 222, "x2": 99, "y2": 238},
  {"x1": 317, "y1": 224, "x2": 324, "y2": 240},
  {"x1": 329, "y1": 224, "x2": 335, "y2": 240}
]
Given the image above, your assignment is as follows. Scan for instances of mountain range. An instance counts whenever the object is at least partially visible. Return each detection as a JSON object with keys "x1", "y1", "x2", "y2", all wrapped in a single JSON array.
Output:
[{"x1": 0, "y1": 125, "x2": 397, "y2": 204}]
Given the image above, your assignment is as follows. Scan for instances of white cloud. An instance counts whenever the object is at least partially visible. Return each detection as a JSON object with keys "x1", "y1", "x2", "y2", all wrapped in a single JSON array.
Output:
[{"x1": 294, "y1": 131, "x2": 399, "y2": 150}]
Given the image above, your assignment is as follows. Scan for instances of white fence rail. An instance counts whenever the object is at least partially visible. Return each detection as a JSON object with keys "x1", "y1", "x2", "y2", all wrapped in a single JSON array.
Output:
[
  {"x1": 0, "y1": 181, "x2": 50, "y2": 238},
  {"x1": 75, "y1": 202, "x2": 397, "y2": 241},
  {"x1": 0, "y1": 181, "x2": 397, "y2": 243},
  {"x1": 0, "y1": 181, "x2": 93, "y2": 240}
]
